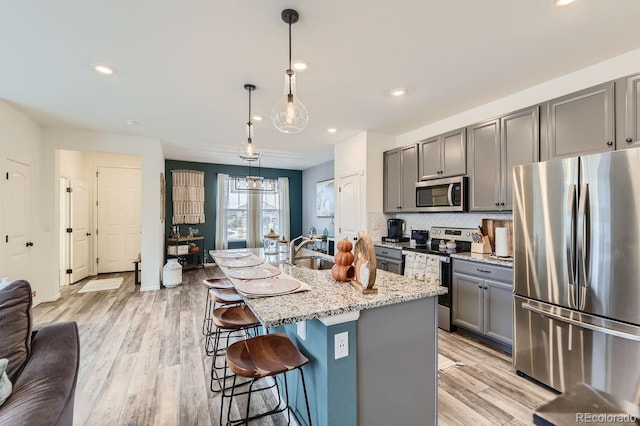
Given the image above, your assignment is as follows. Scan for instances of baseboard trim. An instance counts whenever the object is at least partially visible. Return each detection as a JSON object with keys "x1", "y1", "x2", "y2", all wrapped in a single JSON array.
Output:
[{"x1": 33, "y1": 292, "x2": 61, "y2": 307}]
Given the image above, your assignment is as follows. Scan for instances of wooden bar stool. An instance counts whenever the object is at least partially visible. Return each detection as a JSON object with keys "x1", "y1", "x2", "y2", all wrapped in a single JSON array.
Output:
[
  {"x1": 208, "y1": 305, "x2": 261, "y2": 393},
  {"x1": 201, "y1": 277, "x2": 235, "y2": 336},
  {"x1": 221, "y1": 333, "x2": 312, "y2": 426}
]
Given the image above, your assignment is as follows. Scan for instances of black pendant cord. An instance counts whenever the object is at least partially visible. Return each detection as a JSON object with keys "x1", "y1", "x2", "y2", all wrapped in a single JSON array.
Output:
[
  {"x1": 288, "y1": 21, "x2": 293, "y2": 96},
  {"x1": 247, "y1": 87, "x2": 252, "y2": 141}
]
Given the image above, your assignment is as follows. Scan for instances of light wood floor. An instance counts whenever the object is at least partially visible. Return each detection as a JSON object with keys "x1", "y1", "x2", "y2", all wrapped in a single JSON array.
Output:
[{"x1": 33, "y1": 268, "x2": 555, "y2": 425}]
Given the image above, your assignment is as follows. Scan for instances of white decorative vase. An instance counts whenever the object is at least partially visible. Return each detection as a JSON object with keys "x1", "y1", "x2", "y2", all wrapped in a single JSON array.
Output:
[{"x1": 163, "y1": 258, "x2": 183, "y2": 288}]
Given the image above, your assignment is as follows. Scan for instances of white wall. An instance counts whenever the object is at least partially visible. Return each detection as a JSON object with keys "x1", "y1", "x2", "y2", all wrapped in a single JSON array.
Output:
[
  {"x1": 59, "y1": 150, "x2": 143, "y2": 277},
  {"x1": 43, "y1": 128, "x2": 165, "y2": 292},
  {"x1": 334, "y1": 132, "x2": 394, "y2": 242},
  {"x1": 0, "y1": 99, "x2": 46, "y2": 302},
  {"x1": 397, "y1": 48, "x2": 640, "y2": 147},
  {"x1": 302, "y1": 160, "x2": 335, "y2": 236}
]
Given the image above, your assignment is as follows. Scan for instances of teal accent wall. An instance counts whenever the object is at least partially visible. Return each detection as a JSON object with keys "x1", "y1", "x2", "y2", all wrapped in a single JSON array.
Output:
[
  {"x1": 275, "y1": 320, "x2": 358, "y2": 426},
  {"x1": 165, "y1": 160, "x2": 303, "y2": 256}
]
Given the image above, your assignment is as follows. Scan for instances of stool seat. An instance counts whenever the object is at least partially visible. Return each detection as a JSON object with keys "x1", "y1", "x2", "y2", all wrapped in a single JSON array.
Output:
[
  {"x1": 226, "y1": 333, "x2": 309, "y2": 379},
  {"x1": 202, "y1": 278, "x2": 234, "y2": 289},
  {"x1": 209, "y1": 288, "x2": 244, "y2": 304},
  {"x1": 213, "y1": 305, "x2": 259, "y2": 329}
]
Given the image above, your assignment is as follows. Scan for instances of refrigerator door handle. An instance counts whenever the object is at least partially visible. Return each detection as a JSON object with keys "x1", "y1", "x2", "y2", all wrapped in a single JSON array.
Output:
[
  {"x1": 521, "y1": 302, "x2": 640, "y2": 342},
  {"x1": 447, "y1": 183, "x2": 454, "y2": 207},
  {"x1": 577, "y1": 183, "x2": 590, "y2": 310},
  {"x1": 566, "y1": 184, "x2": 577, "y2": 309}
]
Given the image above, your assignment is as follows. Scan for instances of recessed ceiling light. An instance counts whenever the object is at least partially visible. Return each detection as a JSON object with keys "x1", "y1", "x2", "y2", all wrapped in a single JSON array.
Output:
[
  {"x1": 94, "y1": 64, "x2": 116, "y2": 75},
  {"x1": 126, "y1": 120, "x2": 140, "y2": 126},
  {"x1": 554, "y1": 0, "x2": 577, "y2": 7},
  {"x1": 293, "y1": 61, "x2": 308, "y2": 71},
  {"x1": 391, "y1": 88, "x2": 406, "y2": 97},
  {"x1": 252, "y1": 115, "x2": 263, "y2": 121},
  {"x1": 327, "y1": 128, "x2": 337, "y2": 134}
]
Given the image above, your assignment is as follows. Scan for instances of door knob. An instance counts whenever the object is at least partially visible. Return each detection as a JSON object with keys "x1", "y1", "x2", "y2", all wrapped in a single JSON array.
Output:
[
  {"x1": 25, "y1": 241, "x2": 34, "y2": 247},
  {"x1": 626, "y1": 137, "x2": 633, "y2": 143},
  {"x1": 606, "y1": 141, "x2": 613, "y2": 146},
  {"x1": 86, "y1": 233, "x2": 92, "y2": 236}
]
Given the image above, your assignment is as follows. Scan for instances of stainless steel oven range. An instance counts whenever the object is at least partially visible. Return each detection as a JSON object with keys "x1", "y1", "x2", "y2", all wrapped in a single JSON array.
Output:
[{"x1": 404, "y1": 226, "x2": 475, "y2": 331}]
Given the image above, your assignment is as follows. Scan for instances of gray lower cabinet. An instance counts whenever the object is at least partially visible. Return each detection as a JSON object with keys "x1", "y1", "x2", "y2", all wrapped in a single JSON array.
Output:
[
  {"x1": 545, "y1": 81, "x2": 615, "y2": 160},
  {"x1": 418, "y1": 128, "x2": 466, "y2": 180},
  {"x1": 383, "y1": 144, "x2": 417, "y2": 213},
  {"x1": 452, "y1": 259, "x2": 513, "y2": 349},
  {"x1": 616, "y1": 73, "x2": 640, "y2": 149},
  {"x1": 374, "y1": 245, "x2": 403, "y2": 275},
  {"x1": 468, "y1": 106, "x2": 539, "y2": 211}
]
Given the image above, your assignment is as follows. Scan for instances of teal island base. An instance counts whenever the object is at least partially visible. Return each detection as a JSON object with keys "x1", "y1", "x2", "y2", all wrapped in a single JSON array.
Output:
[{"x1": 275, "y1": 295, "x2": 438, "y2": 426}]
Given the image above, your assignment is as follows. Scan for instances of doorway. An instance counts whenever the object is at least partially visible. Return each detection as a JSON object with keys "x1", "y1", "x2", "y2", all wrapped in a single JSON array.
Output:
[
  {"x1": 60, "y1": 178, "x2": 90, "y2": 285},
  {"x1": 96, "y1": 166, "x2": 141, "y2": 273}
]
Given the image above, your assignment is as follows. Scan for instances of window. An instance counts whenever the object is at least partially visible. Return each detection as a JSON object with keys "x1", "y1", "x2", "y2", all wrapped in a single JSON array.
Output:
[{"x1": 225, "y1": 179, "x2": 283, "y2": 242}]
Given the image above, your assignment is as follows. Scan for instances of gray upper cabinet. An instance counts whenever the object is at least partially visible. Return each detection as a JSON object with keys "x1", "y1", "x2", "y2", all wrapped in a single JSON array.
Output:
[
  {"x1": 468, "y1": 119, "x2": 500, "y2": 211},
  {"x1": 383, "y1": 144, "x2": 417, "y2": 213},
  {"x1": 616, "y1": 73, "x2": 640, "y2": 149},
  {"x1": 418, "y1": 128, "x2": 466, "y2": 181},
  {"x1": 501, "y1": 107, "x2": 540, "y2": 209},
  {"x1": 469, "y1": 106, "x2": 539, "y2": 211},
  {"x1": 546, "y1": 82, "x2": 615, "y2": 159}
]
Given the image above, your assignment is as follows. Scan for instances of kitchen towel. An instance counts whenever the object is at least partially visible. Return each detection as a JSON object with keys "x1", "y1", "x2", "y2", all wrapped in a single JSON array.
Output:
[{"x1": 495, "y1": 227, "x2": 508, "y2": 257}]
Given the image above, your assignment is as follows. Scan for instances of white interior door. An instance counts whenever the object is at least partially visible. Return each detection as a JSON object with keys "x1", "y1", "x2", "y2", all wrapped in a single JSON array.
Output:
[
  {"x1": 59, "y1": 177, "x2": 70, "y2": 286},
  {"x1": 337, "y1": 172, "x2": 361, "y2": 242},
  {"x1": 3, "y1": 160, "x2": 31, "y2": 283},
  {"x1": 97, "y1": 167, "x2": 141, "y2": 273},
  {"x1": 70, "y1": 179, "x2": 89, "y2": 283}
]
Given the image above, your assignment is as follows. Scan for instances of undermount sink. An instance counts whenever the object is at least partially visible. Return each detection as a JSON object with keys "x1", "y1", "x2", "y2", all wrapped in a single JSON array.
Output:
[{"x1": 293, "y1": 256, "x2": 334, "y2": 270}]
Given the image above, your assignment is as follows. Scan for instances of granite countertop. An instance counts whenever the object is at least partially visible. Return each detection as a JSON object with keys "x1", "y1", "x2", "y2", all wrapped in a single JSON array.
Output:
[
  {"x1": 211, "y1": 247, "x2": 446, "y2": 328},
  {"x1": 449, "y1": 252, "x2": 514, "y2": 268}
]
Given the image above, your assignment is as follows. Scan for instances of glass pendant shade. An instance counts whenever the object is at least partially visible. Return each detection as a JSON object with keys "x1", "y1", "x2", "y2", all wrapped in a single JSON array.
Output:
[{"x1": 272, "y1": 71, "x2": 308, "y2": 134}]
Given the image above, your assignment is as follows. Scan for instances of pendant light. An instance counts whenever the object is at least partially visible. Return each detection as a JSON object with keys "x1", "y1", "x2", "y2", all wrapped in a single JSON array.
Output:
[
  {"x1": 235, "y1": 83, "x2": 278, "y2": 193},
  {"x1": 239, "y1": 84, "x2": 261, "y2": 161},
  {"x1": 271, "y1": 9, "x2": 308, "y2": 134}
]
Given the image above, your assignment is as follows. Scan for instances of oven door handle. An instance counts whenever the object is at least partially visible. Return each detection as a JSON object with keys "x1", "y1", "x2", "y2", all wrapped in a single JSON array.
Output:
[{"x1": 447, "y1": 183, "x2": 454, "y2": 207}]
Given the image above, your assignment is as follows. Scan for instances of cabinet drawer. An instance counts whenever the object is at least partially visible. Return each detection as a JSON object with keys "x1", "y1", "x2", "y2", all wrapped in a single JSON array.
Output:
[
  {"x1": 453, "y1": 259, "x2": 513, "y2": 283},
  {"x1": 374, "y1": 246, "x2": 403, "y2": 261}
]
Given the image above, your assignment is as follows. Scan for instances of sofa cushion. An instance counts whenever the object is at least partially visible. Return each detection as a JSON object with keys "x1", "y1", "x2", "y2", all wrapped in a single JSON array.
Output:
[{"x1": 0, "y1": 280, "x2": 32, "y2": 383}]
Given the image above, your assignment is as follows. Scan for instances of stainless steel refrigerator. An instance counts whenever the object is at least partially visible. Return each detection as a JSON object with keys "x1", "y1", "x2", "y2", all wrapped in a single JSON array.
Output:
[{"x1": 512, "y1": 148, "x2": 640, "y2": 404}]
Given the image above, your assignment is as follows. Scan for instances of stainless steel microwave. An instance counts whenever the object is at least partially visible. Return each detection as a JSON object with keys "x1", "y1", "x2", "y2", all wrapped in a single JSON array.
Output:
[{"x1": 415, "y1": 176, "x2": 467, "y2": 212}]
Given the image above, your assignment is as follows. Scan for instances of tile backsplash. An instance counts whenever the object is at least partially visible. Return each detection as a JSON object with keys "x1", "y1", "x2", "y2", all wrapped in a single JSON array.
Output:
[{"x1": 395, "y1": 212, "x2": 513, "y2": 235}]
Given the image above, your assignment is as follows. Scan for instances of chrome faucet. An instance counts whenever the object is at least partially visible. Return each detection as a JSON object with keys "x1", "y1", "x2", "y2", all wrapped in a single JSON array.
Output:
[{"x1": 289, "y1": 235, "x2": 316, "y2": 263}]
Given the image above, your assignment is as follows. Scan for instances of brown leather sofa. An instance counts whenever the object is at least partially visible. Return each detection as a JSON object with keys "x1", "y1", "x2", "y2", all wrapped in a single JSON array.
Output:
[{"x1": 0, "y1": 280, "x2": 80, "y2": 426}]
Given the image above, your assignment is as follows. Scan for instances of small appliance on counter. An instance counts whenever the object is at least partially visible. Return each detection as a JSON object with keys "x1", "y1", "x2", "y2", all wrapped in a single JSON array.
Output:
[
  {"x1": 382, "y1": 218, "x2": 409, "y2": 243},
  {"x1": 411, "y1": 229, "x2": 429, "y2": 246}
]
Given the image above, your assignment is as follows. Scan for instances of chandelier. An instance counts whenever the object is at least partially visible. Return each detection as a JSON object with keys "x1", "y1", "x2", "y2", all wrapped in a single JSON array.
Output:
[{"x1": 271, "y1": 9, "x2": 308, "y2": 134}]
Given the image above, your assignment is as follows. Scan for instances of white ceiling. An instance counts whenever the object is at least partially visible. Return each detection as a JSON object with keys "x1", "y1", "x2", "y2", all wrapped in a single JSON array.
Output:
[{"x1": 2, "y1": 1, "x2": 640, "y2": 170}]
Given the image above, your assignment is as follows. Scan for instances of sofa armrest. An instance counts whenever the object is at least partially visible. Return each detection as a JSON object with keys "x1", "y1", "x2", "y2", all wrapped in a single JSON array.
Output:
[{"x1": 0, "y1": 322, "x2": 80, "y2": 426}]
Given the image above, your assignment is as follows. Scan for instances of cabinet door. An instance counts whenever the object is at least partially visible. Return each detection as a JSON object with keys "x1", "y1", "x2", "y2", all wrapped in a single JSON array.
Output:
[
  {"x1": 547, "y1": 82, "x2": 615, "y2": 159},
  {"x1": 452, "y1": 272, "x2": 484, "y2": 334},
  {"x1": 501, "y1": 106, "x2": 540, "y2": 210},
  {"x1": 386, "y1": 260, "x2": 403, "y2": 275},
  {"x1": 622, "y1": 73, "x2": 640, "y2": 149},
  {"x1": 441, "y1": 128, "x2": 467, "y2": 177},
  {"x1": 400, "y1": 144, "x2": 418, "y2": 211},
  {"x1": 483, "y1": 278, "x2": 513, "y2": 346},
  {"x1": 418, "y1": 137, "x2": 442, "y2": 180},
  {"x1": 383, "y1": 149, "x2": 401, "y2": 212},
  {"x1": 468, "y1": 119, "x2": 500, "y2": 211}
]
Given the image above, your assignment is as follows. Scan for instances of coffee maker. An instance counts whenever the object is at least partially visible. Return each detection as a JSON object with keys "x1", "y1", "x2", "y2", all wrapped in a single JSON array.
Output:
[{"x1": 383, "y1": 219, "x2": 409, "y2": 243}]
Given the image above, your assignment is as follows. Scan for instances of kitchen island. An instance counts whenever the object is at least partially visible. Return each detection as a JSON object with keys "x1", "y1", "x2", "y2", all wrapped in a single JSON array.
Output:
[{"x1": 212, "y1": 248, "x2": 446, "y2": 426}]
